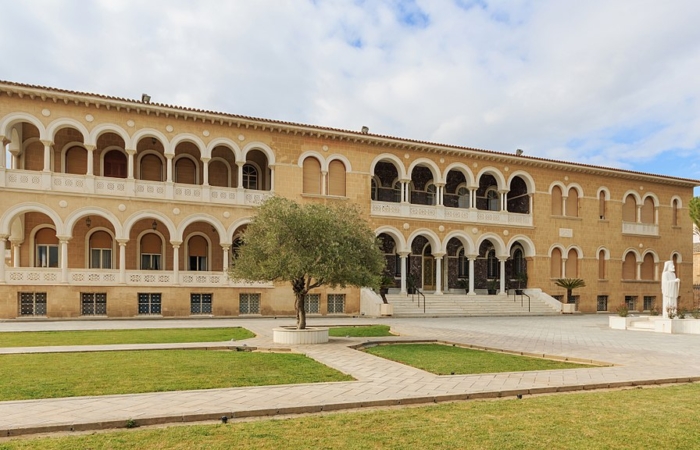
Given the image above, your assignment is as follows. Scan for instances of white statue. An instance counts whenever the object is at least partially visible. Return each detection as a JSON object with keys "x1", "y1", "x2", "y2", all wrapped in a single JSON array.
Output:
[{"x1": 661, "y1": 260, "x2": 680, "y2": 318}]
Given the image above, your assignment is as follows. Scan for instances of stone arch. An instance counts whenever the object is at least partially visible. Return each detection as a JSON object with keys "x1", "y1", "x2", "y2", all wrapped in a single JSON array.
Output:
[
  {"x1": 175, "y1": 213, "x2": 227, "y2": 244},
  {"x1": 642, "y1": 192, "x2": 659, "y2": 207},
  {"x1": 46, "y1": 118, "x2": 89, "y2": 143},
  {"x1": 130, "y1": 128, "x2": 170, "y2": 153},
  {"x1": 64, "y1": 207, "x2": 123, "y2": 238},
  {"x1": 136, "y1": 150, "x2": 166, "y2": 180},
  {"x1": 170, "y1": 133, "x2": 206, "y2": 156},
  {"x1": 407, "y1": 158, "x2": 442, "y2": 184},
  {"x1": 374, "y1": 226, "x2": 407, "y2": 253},
  {"x1": 88, "y1": 123, "x2": 130, "y2": 147},
  {"x1": 241, "y1": 142, "x2": 276, "y2": 165},
  {"x1": 507, "y1": 171, "x2": 535, "y2": 193},
  {"x1": 172, "y1": 153, "x2": 200, "y2": 184},
  {"x1": 566, "y1": 183, "x2": 584, "y2": 197},
  {"x1": 441, "y1": 231, "x2": 475, "y2": 256},
  {"x1": 59, "y1": 141, "x2": 87, "y2": 173},
  {"x1": 476, "y1": 167, "x2": 507, "y2": 190},
  {"x1": 326, "y1": 154, "x2": 352, "y2": 173},
  {"x1": 369, "y1": 153, "x2": 407, "y2": 180},
  {"x1": 548, "y1": 181, "x2": 566, "y2": 194},
  {"x1": 407, "y1": 228, "x2": 442, "y2": 254},
  {"x1": 475, "y1": 233, "x2": 507, "y2": 257},
  {"x1": 0, "y1": 112, "x2": 47, "y2": 140},
  {"x1": 298, "y1": 151, "x2": 325, "y2": 168},
  {"x1": 622, "y1": 190, "x2": 642, "y2": 204},
  {"x1": 642, "y1": 249, "x2": 660, "y2": 263},
  {"x1": 205, "y1": 137, "x2": 242, "y2": 161},
  {"x1": 0, "y1": 203, "x2": 63, "y2": 236},
  {"x1": 597, "y1": 246, "x2": 611, "y2": 260},
  {"x1": 227, "y1": 217, "x2": 254, "y2": 241},
  {"x1": 566, "y1": 245, "x2": 584, "y2": 259},
  {"x1": 122, "y1": 210, "x2": 176, "y2": 241},
  {"x1": 443, "y1": 162, "x2": 475, "y2": 188},
  {"x1": 622, "y1": 248, "x2": 642, "y2": 263},
  {"x1": 507, "y1": 235, "x2": 536, "y2": 258},
  {"x1": 669, "y1": 251, "x2": 682, "y2": 263}
]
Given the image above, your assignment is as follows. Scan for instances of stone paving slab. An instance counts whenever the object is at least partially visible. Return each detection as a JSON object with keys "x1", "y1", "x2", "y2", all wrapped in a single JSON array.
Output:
[{"x1": 1, "y1": 316, "x2": 700, "y2": 437}]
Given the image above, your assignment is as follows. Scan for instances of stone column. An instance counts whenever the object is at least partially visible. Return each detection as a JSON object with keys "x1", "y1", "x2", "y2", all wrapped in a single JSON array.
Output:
[
  {"x1": 654, "y1": 206, "x2": 659, "y2": 225},
  {"x1": 528, "y1": 194, "x2": 533, "y2": 215},
  {"x1": 117, "y1": 239, "x2": 128, "y2": 283},
  {"x1": 236, "y1": 161, "x2": 244, "y2": 188},
  {"x1": 10, "y1": 239, "x2": 21, "y2": 267},
  {"x1": 500, "y1": 190, "x2": 508, "y2": 212},
  {"x1": 321, "y1": 170, "x2": 328, "y2": 195},
  {"x1": 126, "y1": 149, "x2": 136, "y2": 179},
  {"x1": 41, "y1": 140, "x2": 53, "y2": 172},
  {"x1": 469, "y1": 189, "x2": 477, "y2": 209},
  {"x1": 0, "y1": 235, "x2": 7, "y2": 283},
  {"x1": 399, "y1": 252, "x2": 409, "y2": 294},
  {"x1": 636, "y1": 205, "x2": 642, "y2": 223},
  {"x1": 468, "y1": 255, "x2": 476, "y2": 295},
  {"x1": 636, "y1": 261, "x2": 642, "y2": 281},
  {"x1": 499, "y1": 257, "x2": 507, "y2": 295},
  {"x1": 201, "y1": 157, "x2": 210, "y2": 186},
  {"x1": 562, "y1": 195, "x2": 568, "y2": 217},
  {"x1": 165, "y1": 154, "x2": 174, "y2": 182},
  {"x1": 222, "y1": 244, "x2": 231, "y2": 272},
  {"x1": 434, "y1": 252, "x2": 445, "y2": 295},
  {"x1": 561, "y1": 258, "x2": 567, "y2": 278},
  {"x1": 59, "y1": 237, "x2": 70, "y2": 283},
  {"x1": 84, "y1": 144, "x2": 95, "y2": 176},
  {"x1": 171, "y1": 241, "x2": 181, "y2": 283},
  {"x1": 268, "y1": 165, "x2": 275, "y2": 191}
]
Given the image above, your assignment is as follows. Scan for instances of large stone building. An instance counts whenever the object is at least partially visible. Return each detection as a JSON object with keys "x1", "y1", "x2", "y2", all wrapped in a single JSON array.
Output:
[{"x1": 0, "y1": 80, "x2": 695, "y2": 318}]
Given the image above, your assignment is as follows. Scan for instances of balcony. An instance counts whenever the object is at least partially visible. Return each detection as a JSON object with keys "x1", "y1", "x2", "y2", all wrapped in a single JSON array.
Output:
[
  {"x1": 622, "y1": 222, "x2": 659, "y2": 237},
  {"x1": 5, "y1": 268, "x2": 273, "y2": 288},
  {"x1": 3, "y1": 169, "x2": 272, "y2": 207},
  {"x1": 370, "y1": 201, "x2": 533, "y2": 227}
]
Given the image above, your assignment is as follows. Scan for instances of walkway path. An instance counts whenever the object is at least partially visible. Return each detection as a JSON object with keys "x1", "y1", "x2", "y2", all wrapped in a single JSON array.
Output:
[{"x1": 1, "y1": 315, "x2": 699, "y2": 437}]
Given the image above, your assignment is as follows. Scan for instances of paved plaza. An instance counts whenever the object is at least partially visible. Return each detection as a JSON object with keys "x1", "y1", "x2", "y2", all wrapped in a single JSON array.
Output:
[{"x1": 1, "y1": 315, "x2": 699, "y2": 437}]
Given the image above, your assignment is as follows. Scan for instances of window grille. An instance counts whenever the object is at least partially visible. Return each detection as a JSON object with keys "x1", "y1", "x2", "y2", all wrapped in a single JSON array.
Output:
[
  {"x1": 304, "y1": 294, "x2": 320, "y2": 314},
  {"x1": 19, "y1": 292, "x2": 47, "y2": 316},
  {"x1": 643, "y1": 296, "x2": 656, "y2": 311},
  {"x1": 327, "y1": 294, "x2": 345, "y2": 314},
  {"x1": 82, "y1": 293, "x2": 107, "y2": 315},
  {"x1": 624, "y1": 295, "x2": 637, "y2": 311},
  {"x1": 138, "y1": 293, "x2": 161, "y2": 315},
  {"x1": 239, "y1": 293, "x2": 261, "y2": 314},
  {"x1": 597, "y1": 295, "x2": 608, "y2": 312},
  {"x1": 191, "y1": 293, "x2": 212, "y2": 314}
]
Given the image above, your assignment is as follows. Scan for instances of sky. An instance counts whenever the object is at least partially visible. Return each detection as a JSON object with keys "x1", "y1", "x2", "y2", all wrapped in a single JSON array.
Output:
[{"x1": 2, "y1": 0, "x2": 700, "y2": 190}]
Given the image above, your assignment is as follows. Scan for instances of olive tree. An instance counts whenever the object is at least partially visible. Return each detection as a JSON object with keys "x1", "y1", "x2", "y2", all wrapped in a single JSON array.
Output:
[
  {"x1": 689, "y1": 196, "x2": 700, "y2": 239},
  {"x1": 229, "y1": 197, "x2": 384, "y2": 329}
]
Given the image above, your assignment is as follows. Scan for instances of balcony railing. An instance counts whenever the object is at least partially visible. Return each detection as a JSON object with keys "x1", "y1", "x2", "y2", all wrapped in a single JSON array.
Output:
[
  {"x1": 370, "y1": 201, "x2": 533, "y2": 227},
  {"x1": 2, "y1": 169, "x2": 272, "y2": 207},
  {"x1": 5, "y1": 268, "x2": 274, "y2": 288},
  {"x1": 622, "y1": 222, "x2": 659, "y2": 236}
]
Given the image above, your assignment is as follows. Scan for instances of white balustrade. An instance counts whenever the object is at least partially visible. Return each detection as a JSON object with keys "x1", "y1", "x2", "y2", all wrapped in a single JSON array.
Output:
[
  {"x1": 371, "y1": 201, "x2": 533, "y2": 227},
  {"x1": 622, "y1": 222, "x2": 659, "y2": 236},
  {"x1": 135, "y1": 180, "x2": 167, "y2": 199}
]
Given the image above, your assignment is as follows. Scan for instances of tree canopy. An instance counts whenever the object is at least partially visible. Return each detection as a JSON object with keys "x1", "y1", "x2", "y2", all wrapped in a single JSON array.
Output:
[
  {"x1": 689, "y1": 197, "x2": 700, "y2": 238},
  {"x1": 229, "y1": 196, "x2": 385, "y2": 329}
]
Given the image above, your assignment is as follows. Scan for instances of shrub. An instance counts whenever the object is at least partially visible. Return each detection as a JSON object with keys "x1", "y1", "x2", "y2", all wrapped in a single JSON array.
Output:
[{"x1": 616, "y1": 303, "x2": 629, "y2": 317}]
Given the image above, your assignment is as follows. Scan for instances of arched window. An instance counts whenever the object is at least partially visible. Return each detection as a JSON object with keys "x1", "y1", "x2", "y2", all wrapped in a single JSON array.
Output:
[
  {"x1": 187, "y1": 235, "x2": 208, "y2": 271},
  {"x1": 551, "y1": 186, "x2": 563, "y2": 216},
  {"x1": 426, "y1": 183, "x2": 437, "y2": 206},
  {"x1": 487, "y1": 249, "x2": 499, "y2": 278},
  {"x1": 35, "y1": 228, "x2": 59, "y2": 268},
  {"x1": 566, "y1": 248, "x2": 578, "y2": 277},
  {"x1": 641, "y1": 197, "x2": 655, "y2": 224},
  {"x1": 457, "y1": 186, "x2": 470, "y2": 208},
  {"x1": 458, "y1": 248, "x2": 468, "y2": 278},
  {"x1": 622, "y1": 195, "x2": 637, "y2": 222},
  {"x1": 89, "y1": 231, "x2": 113, "y2": 269},
  {"x1": 598, "y1": 191, "x2": 607, "y2": 220},
  {"x1": 65, "y1": 146, "x2": 87, "y2": 174},
  {"x1": 175, "y1": 157, "x2": 197, "y2": 185},
  {"x1": 641, "y1": 253, "x2": 654, "y2": 280},
  {"x1": 242, "y1": 164, "x2": 258, "y2": 190},
  {"x1": 393, "y1": 180, "x2": 402, "y2": 202},
  {"x1": 140, "y1": 154, "x2": 163, "y2": 181},
  {"x1": 566, "y1": 188, "x2": 579, "y2": 217},
  {"x1": 486, "y1": 189, "x2": 499, "y2": 211},
  {"x1": 208, "y1": 159, "x2": 230, "y2": 187},
  {"x1": 622, "y1": 252, "x2": 637, "y2": 280},
  {"x1": 140, "y1": 233, "x2": 162, "y2": 270},
  {"x1": 328, "y1": 160, "x2": 346, "y2": 196},
  {"x1": 513, "y1": 248, "x2": 525, "y2": 276},
  {"x1": 550, "y1": 248, "x2": 562, "y2": 278},
  {"x1": 598, "y1": 250, "x2": 606, "y2": 280},
  {"x1": 672, "y1": 199, "x2": 680, "y2": 226},
  {"x1": 104, "y1": 150, "x2": 127, "y2": 178},
  {"x1": 302, "y1": 157, "x2": 322, "y2": 194}
]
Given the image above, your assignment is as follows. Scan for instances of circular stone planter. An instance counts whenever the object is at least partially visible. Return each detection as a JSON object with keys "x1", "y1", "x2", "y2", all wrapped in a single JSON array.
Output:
[{"x1": 273, "y1": 327, "x2": 329, "y2": 345}]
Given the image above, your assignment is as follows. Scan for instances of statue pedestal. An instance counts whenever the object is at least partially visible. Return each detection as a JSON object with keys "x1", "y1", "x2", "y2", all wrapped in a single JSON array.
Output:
[{"x1": 273, "y1": 327, "x2": 329, "y2": 345}]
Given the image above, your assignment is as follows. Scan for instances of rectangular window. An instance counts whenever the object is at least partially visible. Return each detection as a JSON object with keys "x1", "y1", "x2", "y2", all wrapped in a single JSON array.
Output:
[
  {"x1": 625, "y1": 295, "x2": 637, "y2": 311},
  {"x1": 552, "y1": 295, "x2": 564, "y2": 302},
  {"x1": 82, "y1": 293, "x2": 107, "y2": 315},
  {"x1": 304, "y1": 294, "x2": 320, "y2": 314},
  {"x1": 597, "y1": 295, "x2": 608, "y2": 312},
  {"x1": 643, "y1": 296, "x2": 656, "y2": 311},
  {"x1": 141, "y1": 254, "x2": 161, "y2": 270},
  {"x1": 190, "y1": 293, "x2": 212, "y2": 314},
  {"x1": 138, "y1": 293, "x2": 161, "y2": 315},
  {"x1": 19, "y1": 292, "x2": 47, "y2": 316},
  {"x1": 327, "y1": 294, "x2": 345, "y2": 314},
  {"x1": 239, "y1": 293, "x2": 261, "y2": 314},
  {"x1": 90, "y1": 249, "x2": 112, "y2": 269},
  {"x1": 36, "y1": 245, "x2": 58, "y2": 268}
]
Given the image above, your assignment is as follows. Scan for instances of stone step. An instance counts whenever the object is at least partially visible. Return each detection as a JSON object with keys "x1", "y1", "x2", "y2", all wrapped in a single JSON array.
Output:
[{"x1": 384, "y1": 293, "x2": 560, "y2": 317}]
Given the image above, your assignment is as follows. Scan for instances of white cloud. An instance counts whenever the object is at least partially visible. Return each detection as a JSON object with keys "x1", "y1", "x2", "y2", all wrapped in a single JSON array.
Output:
[{"x1": 1, "y1": 0, "x2": 700, "y2": 180}]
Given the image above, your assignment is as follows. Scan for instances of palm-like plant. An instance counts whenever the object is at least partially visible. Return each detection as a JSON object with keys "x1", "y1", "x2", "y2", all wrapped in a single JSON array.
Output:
[{"x1": 554, "y1": 278, "x2": 586, "y2": 304}]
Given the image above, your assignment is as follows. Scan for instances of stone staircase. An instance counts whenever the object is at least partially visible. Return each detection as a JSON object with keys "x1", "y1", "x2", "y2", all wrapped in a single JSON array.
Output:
[{"x1": 386, "y1": 291, "x2": 561, "y2": 317}]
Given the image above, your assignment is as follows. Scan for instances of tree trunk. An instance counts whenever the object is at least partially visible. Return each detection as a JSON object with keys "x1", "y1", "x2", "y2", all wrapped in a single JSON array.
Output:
[
  {"x1": 379, "y1": 288, "x2": 389, "y2": 304},
  {"x1": 567, "y1": 289, "x2": 573, "y2": 304},
  {"x1": 294, "y1": 292, "x2": 307, "y2": 330}
]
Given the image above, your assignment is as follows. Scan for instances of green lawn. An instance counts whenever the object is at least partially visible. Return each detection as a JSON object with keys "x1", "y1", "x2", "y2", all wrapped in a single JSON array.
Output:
[
  {"x1": 0, "y1": 327, "x2": 254, "y2": 347},
  {"x1": 0, "y1": 350, "x2": 352, "y2": 400},
  {"x1": 328, "y1": 325, "x2": 393, "y2": 337},
  {"x1": 364, "y1": 343, "x2": 589, "y2": 374},
  {"x1": 3, "y1": 383, "x2": 700, "y2": 449}
]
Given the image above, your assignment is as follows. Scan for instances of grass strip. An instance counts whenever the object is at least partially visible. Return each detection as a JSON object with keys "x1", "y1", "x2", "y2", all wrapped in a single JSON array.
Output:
[
  {"x1": 0, "y1": 350, "x2": 352, "y2": 400},
  {"x1": 0, "y1": 327, "x2": 254, "y2": 347},
  {"x1": 328, "y1": 325, "x2": 393, "y2": 337},
  {"x1": 364, "y1": 343, "x2": 589, "y2": 374},
  {"x1": 4, "y1": 383, "x2": 700, "y2": 449}
]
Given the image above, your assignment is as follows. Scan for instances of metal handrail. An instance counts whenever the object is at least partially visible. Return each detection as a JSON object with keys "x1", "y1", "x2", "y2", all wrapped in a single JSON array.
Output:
[
  {"x1": 513, "y1": 290, "x2": 531, "y2": 312},
  {"x1": 409, "y1": 288, "x2": 426, "y2": 313}
]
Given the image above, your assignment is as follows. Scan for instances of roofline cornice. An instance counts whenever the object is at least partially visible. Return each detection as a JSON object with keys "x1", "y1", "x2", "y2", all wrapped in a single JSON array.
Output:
[{"x1": 1, "y1": 80, "x2": 698, "y2": 188}]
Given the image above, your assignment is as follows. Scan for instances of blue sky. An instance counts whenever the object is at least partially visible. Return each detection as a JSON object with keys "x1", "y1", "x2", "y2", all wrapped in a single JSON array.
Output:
[{"x1": 1, "y1": 0, "x2": 700, "y2": 191}]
